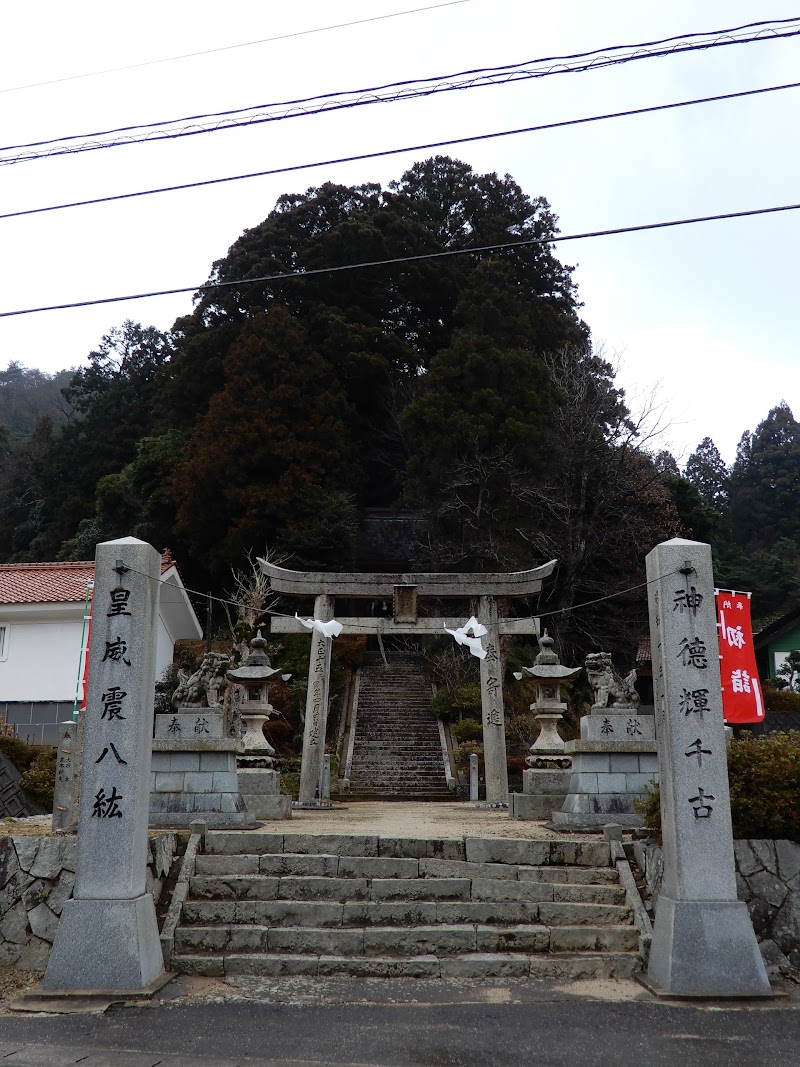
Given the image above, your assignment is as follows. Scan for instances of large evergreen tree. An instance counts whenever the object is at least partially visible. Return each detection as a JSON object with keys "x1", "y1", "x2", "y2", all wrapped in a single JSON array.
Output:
[
  {"x1": 728, "y1": 402, "x2": 800, "y2": 552},
  {"x1": 170, "y1": 307, "x2": 358, "y2": 573},
  {"x1": 684, "y1": 437, "x2": 729, "y2": 509}
]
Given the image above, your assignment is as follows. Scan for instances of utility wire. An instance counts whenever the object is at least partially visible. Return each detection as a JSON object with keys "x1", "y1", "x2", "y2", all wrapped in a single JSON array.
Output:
[
  {"x1": 534, "y1": 570, "x2": 682, "y2": 620},
  {"x1": 2, "y1": 79, "x2": 797, "y2": 223},
  {"x1": 8, "y1": 14, "x2": 798, "y2": 152},
  {"x1": 2, "y1": 200, "x2": 798, "y2": 319},
  {"x1": 127, "y1": 564, "x2": 683, "y2": 623},
  {"x1": 0, "y1": 1, "x2": 474, "y2": 96},
  {"x1": 3, "y1": 18, "x2": 798, "y2": 165}
]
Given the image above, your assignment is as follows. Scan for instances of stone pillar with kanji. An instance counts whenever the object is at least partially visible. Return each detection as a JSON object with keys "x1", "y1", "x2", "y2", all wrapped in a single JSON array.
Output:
[
  {"x1": 644, "y1": 537, "x2": 770, "y2": 996},
  {"x1": 479, "y1": 595, "x2": 509, "y2": 806},
  {"x1": 298, "y1": 593, "x2": 334, "y2": 806},
  {"x1": 45, "y1": 538, "x2": 165, "y2": 991}
]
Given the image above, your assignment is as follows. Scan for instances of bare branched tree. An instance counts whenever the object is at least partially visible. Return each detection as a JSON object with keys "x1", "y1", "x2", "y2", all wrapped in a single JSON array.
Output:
[{"x1": 227, "y1": 546, "x2": 288, "y2": 658}]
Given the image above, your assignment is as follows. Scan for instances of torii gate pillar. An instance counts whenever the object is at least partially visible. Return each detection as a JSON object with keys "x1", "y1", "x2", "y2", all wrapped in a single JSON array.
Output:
[
  {"x1": 480, "y1": 595, "x2": 509, "y2": 805},
  {"x1": 298, "y1": 594, "x2": 334, "y2": 805}
]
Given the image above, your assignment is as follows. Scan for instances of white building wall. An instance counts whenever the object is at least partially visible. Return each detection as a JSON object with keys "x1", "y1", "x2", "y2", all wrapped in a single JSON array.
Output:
[
  {"x1": 156, "y1": 614, "x2": 174, "y2": 682},
  {"x1": 0, "y1": 613, "x2": 84, "y2": 702},
  {"x1": 0, "y1": 607, "x2": 179, "y2": 704}
]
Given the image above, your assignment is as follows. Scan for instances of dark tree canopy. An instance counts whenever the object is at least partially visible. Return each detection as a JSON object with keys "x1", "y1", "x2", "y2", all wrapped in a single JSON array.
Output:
[{"x1": 1, "y1": 156, "x2": 795, "y2": 650}]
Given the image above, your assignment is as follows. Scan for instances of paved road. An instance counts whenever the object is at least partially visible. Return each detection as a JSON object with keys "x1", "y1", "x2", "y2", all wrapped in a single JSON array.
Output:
[{"x1": 1, "y1": 978, "x2": 798, "y2": 1067}]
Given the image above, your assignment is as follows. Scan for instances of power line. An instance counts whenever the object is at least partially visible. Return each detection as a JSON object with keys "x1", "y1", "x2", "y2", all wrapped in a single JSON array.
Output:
[
  {"x1": 128, "y1": 563, "x2": 683, "y2": 623},
  {"x1": 2, "y1": 200, "x2": 798, "y2": 319},
  {"x1": 2, "y1": 79, "x2": 796, "y2": 223},
  {"x1": 3, "y1": 17, "x2": 798, "y2": 165},
  {"x1": 0, "y1": 1, "x2": 474, "y2": 96}
]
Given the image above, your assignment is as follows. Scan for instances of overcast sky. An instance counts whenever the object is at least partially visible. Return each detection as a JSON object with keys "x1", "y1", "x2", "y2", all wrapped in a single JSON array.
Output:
[{"x1": 1, "y1": 1, "x2": 798, "y2": 465}]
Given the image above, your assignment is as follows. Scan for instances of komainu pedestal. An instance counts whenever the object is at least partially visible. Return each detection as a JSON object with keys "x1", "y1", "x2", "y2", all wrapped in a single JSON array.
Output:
[
  {"x1": 552, "y1": 653, "x2": 657, "y2": 828},
  {"x1": 149, "y1": 653, "x2": 254, "y2": 828}
]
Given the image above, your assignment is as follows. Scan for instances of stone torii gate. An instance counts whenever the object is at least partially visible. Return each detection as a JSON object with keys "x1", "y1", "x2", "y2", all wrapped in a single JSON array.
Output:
[{"x1": 259, "y1": 560, "x2": 557, "y2": 806}]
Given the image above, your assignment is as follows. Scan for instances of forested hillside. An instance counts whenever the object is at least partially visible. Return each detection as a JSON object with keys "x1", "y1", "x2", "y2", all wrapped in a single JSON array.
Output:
[{"x1": 0, "y1": 157, "x2": 796, "y2": 658}]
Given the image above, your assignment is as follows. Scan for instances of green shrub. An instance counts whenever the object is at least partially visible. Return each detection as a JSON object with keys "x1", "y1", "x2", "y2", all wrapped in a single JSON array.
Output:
[
  {"x1": 452, "y1": 718, "x2": 482, "y2": 743},
  {"x1": 764, "y1": 687, "x2": 800, "y2": 713},
  {"x1": 19, "y1": 749, "x2": 57, "y2": 810},
  {"x1": 728, "y1": 730, "x2": 800, "y2": 840},
  {"x1": 636, "y1": 731, "x2": 800, "y2": 842},
  {"x1": 0, "y1": 735, "x2": 36, "y2": 774},
  {"x1": 280, "y1": 771, "x2": 301, "y2": 797},
  {"x1": 452, "y1": 740, "x2": 483, "y2": 771},
  {"x1": 634, "y1": 782, "x2": 661, "y2": 833},
  {"x1": 431, "y1": 683, "x2": 482, "y2": 722}
]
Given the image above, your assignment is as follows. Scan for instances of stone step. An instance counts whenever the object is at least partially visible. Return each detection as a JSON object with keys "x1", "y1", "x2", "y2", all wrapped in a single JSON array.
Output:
[
  {"x1": 188, "y1": 874, "x2": 626, "y2": 905},
  {"x1": 202, "y1": 833, "x2": 612, "y2": 867},
  {"x1": 181, "y1": 898, "x2": 632, "y2": 928},
  {"x1": 351, "y1": 753, "x2": 444, "y2": 761},
  {"x1": 171, "y1": 951, "x2": 640, "y2": 980},
  {"x1": 174, "y1": 922, "x2": 638, "y2": 956},
  {"x1": 351, "y1": 775, "x2": 448, "y2": 783}
]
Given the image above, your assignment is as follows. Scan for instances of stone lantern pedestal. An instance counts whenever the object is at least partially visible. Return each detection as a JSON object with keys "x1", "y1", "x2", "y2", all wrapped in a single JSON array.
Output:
[
  {"x1": 510, "y1": 633, "x2": 580, "y2": 821},
  {"x1": 227, "y1": 632, "x2": 292, "y2": 821}
]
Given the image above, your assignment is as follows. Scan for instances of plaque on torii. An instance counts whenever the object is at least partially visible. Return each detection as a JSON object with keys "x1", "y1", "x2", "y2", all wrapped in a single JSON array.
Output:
[{"x1": 259, "y1": 559, "x2": 557, "y2": 806}]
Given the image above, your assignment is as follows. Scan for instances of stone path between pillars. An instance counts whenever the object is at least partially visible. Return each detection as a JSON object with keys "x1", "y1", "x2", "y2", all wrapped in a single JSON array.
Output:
[{"x1": 273, "y1": 801, "x2": 614, "y2": 841}]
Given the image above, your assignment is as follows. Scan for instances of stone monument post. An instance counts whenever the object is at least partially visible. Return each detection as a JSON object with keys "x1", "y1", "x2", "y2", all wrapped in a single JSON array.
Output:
[
  {"x1": 298, "y1": 593, "x2": 334, "y2": 806},
  {"x1": 469, "y1": 753, "x2": 479, "y2": 802},
  {"x1": 44, "y1": 537, "x2": 165, "y2": 990},
  {"x1": 644, "y1": 537, "x2": 770, "y2": 996},
  {"x1": 479, "y1": 595, "x2": 508, "y2": 806},
  {"x1": 51, "y1": 721, "x2": 76, "y2": 833}
]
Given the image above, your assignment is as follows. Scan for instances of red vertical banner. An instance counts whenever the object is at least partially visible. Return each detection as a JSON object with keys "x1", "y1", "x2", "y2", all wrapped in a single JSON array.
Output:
[{"x1": 715, "y1": 591, "x2": 764, "y2": 724}]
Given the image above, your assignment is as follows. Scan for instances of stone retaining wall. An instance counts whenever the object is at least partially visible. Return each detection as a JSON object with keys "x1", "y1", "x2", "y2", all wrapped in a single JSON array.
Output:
[
  {"x1": 0, "y1": 833, "x2": 179, "y2": 970},
  {"x1": 632, "y1": 838, "x2": 800, "y2": 977}
]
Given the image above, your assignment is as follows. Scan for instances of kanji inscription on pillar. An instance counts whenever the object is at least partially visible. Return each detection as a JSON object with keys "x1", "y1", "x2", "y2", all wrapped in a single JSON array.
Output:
[
  {"x1": 44, "y1": 537, "x2": 164, "y2": 991},
  {"x1": 644, "y1": 538, "x2": 769, "y2": 997}
]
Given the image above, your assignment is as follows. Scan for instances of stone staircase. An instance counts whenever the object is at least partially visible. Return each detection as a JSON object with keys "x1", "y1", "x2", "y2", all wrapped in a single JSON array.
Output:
[
  {"x1": 349, "y1": 654, "x2": 450, "y2": 798},
  {"x1": 171, "y1": 831, "x2": 641, "y2": 979}
]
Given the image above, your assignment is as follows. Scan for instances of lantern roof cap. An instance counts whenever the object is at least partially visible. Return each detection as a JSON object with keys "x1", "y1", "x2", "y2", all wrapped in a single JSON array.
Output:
[
  {"x1": 226, "y1": 629, "x2": 280, "y2": 682},
  {"x1": 521, "y1": 631, "x2": 581, "y2": 682}
]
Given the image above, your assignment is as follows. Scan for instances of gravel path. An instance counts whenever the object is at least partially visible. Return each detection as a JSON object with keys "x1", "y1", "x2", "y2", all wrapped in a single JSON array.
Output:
[{"x1": 261, "y1": 801, "x2": 614, "y2": 841}]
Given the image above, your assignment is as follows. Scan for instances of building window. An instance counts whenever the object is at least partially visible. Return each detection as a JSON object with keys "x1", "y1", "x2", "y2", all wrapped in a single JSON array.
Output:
[{"x1": 0, "y1": 625, "x2": 8, "y2": 662}]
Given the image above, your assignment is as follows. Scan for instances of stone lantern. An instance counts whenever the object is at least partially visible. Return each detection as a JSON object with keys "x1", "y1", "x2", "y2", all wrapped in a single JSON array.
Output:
[
  {"x1": 509, "y1": 630, "x2": 581, "y2": 822},
  {"x1": 226, "y1": 630, "x2": 292, "y2": 820},
  {"x1": 226, "y1": 630, "x2": 280, "y2": 766},
  {"x1": 521, "y1": 631, "x2": 581, "y2": 768}
]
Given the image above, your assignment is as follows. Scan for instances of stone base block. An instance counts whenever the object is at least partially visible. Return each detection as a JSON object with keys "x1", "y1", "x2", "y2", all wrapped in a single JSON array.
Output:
[
  {"x1": 647, "y1": 895, "x2": 772, "y2": 996},
  {"x1": 150, "y1": 790, "x2": 256, "y2": 828},
  {"x1": 237, "y1": 769, "x2": 280, "y2": 796},
  {"x1": 510, "y1": 792, "x2": 566, "y2": 821},
  {"x1": 154, "y1": 710, "x2": 225, "y2": 740},
  {"x1": 150, "y1": 810, "x2": 257, "y2": 829},
  {"x1": 150, "y1": 746, "x2": 253, "y2": 827},
  {"x1": 551, "y1": 810, "x2": 643, "y2": 828},
  {"x1": 44, "y1": 894, "x2": 163, "y2": 990},
  {"x1": 241, "y1": 793, "x2": 292, "y2": 820},
  {"x1": 581, "y1": 711, "x2": 655, "y2": 742},
  {"x1": 522, "y1": 768, "x2": 570, "y2": 795},
  {"x1": 553, "y1": 742, "x2": 658, "y2": 828}
]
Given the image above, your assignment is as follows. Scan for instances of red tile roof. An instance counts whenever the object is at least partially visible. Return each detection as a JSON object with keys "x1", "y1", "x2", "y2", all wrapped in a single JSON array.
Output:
[
  {"x1": 636, "y1": 636, "x2": 651, "y2": 663},
  {"x1": 0, "y1": 552, "x2": 177, "y2": 605},
  {"x1": 0, "y1": 561, "x2": 95, "y2": 604}
]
